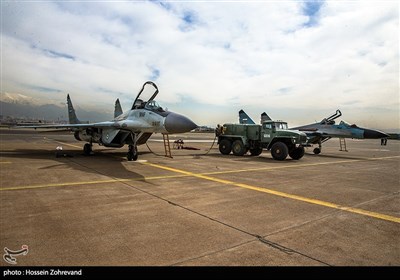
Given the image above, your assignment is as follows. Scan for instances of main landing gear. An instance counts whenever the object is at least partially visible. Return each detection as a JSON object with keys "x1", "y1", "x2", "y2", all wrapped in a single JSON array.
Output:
[
  {"x1": 81, "y1": 133, "x2": 140, "y2": 161},
  {"x1": 83, "y1": 143, "x2": 92, "y2": 156}
]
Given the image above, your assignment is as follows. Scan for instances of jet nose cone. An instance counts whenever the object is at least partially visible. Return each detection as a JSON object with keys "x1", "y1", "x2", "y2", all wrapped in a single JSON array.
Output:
[
  {"x1": 363, "y1": 129, "x2": 389, "y2": 139},
  {"x1": 165, "y1": 112, "x2": 197, "y2": 134}
]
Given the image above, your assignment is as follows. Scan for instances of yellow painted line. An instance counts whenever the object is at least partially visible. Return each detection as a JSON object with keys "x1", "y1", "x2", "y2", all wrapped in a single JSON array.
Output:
[
  {"x1": 52, "y1": 140, "x2": 82, "y2": 149},
  {"x1": 0, "y1": 179, "x2": 131, "y2": 191},
  {"x1": 2, "y1": 154, "x2": 397, "y2": 192},
  {"x1": 0, "y1": 161, "x2": 12, "y2": 164},
  {"x1": 0, "y1": 174, "x2": 189, "y2": 191},
  {"x1": 203, "y1": 156, "x2": 400, "y2": 176},
  {"x1": 143, "y1": 162, "x2": 400, "y2": 224},
  {"x1": 2, "y1": 142, "x2": 398, "y2": 222}
]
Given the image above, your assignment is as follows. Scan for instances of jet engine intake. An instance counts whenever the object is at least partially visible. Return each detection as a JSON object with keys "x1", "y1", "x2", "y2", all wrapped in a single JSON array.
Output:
[{"x1": 74, "y1": 129, "x2": 101, "y2": 143}]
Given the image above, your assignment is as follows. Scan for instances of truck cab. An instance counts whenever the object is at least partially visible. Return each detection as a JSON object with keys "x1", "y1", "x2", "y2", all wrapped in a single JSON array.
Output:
[{"x1": 261, "y1": 121, "x2": 288, "y2": 142}]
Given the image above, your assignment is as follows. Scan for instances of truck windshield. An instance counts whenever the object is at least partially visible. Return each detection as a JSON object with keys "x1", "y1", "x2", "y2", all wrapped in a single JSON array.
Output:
[{"x1": 275, "y1": 123, "x2": 288, "y2": 129}]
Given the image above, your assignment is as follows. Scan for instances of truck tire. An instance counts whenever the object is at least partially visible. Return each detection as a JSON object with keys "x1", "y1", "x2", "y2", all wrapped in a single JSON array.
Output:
[
  {"x1": 289, "y1": 146, "x2": 305, "y2": 160},
  {"x1": 219, "y1": 139, "x2": 232, "y2": 155},
  {"x1": 232, "y1": 140, "x2": 246, "y2": 156},
  {"x1": 271, "y1": 142, "x2": 288, "y2": 160},
  {"x1": 250, "y1": 147, "x2": 263, "y2": 156}
]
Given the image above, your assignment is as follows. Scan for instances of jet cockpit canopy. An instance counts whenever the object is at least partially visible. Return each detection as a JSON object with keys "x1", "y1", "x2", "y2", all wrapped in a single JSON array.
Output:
[
  {"x1": 145, "y1": 100, "x2": 165, "y2": 112},
  {"x1": 339, "y1": 120, "x2": 359, "y2": 128},
  {"x1": 132, "y1": 81, "x2": 159, "y2": 110}
]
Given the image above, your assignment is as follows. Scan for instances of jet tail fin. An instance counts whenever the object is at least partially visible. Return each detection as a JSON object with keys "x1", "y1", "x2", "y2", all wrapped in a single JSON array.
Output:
[
  {"x1": 239, "y1": 110, "x2": 256, "y2": 124},
  {"x1": 67, "y1": 94, "x2": 80, "y2": 124},
  {"x1": 261, "y1": 112, "x2": 272, "y2": 123},
  {"x1": 114, "y1": 98, "x2": 123, "y2": 118}
]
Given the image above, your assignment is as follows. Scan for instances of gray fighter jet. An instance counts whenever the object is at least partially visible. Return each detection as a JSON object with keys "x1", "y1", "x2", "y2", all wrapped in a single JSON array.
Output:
[{"x1": 16, "y1": 81, "x2": 197, "y2": 161}]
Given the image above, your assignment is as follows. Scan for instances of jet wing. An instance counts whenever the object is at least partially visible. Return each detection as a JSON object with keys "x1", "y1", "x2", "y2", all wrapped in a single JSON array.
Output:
[
  {"x1": 15, "y1": 121, "x2": 116, "y2": 129},
  {"x1": 14, "y1": 119, "x2": 153, "y2": 131},
  {"x1": 298, "y1": 127, "x2": 352, "y2": 138},
  {"x1": 294, "y1": 127, "x2": 352, "y2": 144}
]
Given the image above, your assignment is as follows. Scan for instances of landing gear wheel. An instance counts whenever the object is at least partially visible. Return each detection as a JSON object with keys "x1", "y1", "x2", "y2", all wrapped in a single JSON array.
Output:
[
  {"x1": 127, "y1": 145, "x2": 138, "y2": 161},
  {"x1": 232, "y1": 140, "x2": 246, "y2": 156},
  {"x1": 219, "y1": 139, "x2": 232, "y2": 155},
  {"x1": 313, "y1": 147, "x2": 321, "y2": 155},
  {"x1": 250, "y1": 147, "x2": 263, "y2": 156},
  {"x1": 83, "y1": 143, "x2": 92, "y2": 156},
  {"x1": 271, "y1": 142, "x2": 288, "y2": 161},
  {"x1": 289, "y1": 147, "x2": 305, "y2": 160}
]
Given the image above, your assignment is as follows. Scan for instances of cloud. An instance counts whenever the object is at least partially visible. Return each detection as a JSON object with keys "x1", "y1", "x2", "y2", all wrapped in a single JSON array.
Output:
[{"x1": 1, "y1": 0, "x2": 398, "y2": 129}]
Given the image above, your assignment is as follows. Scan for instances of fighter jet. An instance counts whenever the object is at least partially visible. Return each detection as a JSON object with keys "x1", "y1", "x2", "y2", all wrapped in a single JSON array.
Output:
[
  {"x1": 290, "y1": 110, "x2": 389, "y2": 154},
  {"x1": 238, "y1": 109, "x2": 389, "y2": 154},
  {"x1": 16, "y1": 81, "x2": 197, "y2": 161}
]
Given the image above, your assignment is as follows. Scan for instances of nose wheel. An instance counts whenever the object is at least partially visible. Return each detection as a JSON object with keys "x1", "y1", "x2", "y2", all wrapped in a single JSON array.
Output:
[
  {"x1": 313, "y1": 139, "x2": 325, "y2": 155},
  {"x1": 313, "y1": 147, "x2": 321, "y2": 154}
]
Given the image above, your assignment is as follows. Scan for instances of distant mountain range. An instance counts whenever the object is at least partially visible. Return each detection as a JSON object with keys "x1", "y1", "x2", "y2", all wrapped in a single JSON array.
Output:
[{"x1": 0, "y1": 92, "x2": 110, "y2": 122}]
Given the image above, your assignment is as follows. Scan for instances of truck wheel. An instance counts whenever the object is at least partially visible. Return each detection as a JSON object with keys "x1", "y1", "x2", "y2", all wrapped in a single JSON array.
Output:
[
  {"x1": 250, "y1": 147, "x2": 263, "y2": 156},
  {"x1": 219, "y1": 139, "x2": 232, "y2": 155},
  {"x1": 289, "y1": 147, "x2": 305, "y2": 160},
  {"x1": 271, "y1": 142, "x2": 288, "y2": 160},
  {"x1": 232, "y1": 140, "x2": 246, "y2": 156}
]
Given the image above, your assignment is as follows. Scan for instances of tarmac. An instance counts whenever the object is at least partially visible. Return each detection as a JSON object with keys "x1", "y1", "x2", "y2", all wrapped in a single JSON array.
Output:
[{"x1": 0, "y1": 127, "x2": 399, "y2": 266}]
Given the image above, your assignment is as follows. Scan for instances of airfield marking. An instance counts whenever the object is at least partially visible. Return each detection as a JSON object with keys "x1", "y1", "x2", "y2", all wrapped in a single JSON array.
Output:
[
  {"x1": 202, "y1": 155, "x2": 400, "y2": 176},
  {"x1": 0, "y1": 155, "x2": 398, "y2": 193},
  {"x1": 143, "y1": 161, "x2": 400, "y2": 224},
  {"x1": 52, "y1": 140, "x2": 82, "y2": 149},
  {"x1": 0, "y1": 161, "x2": 12, "y2": 164},
  {"x1": 0, "y1": 174, "x2": 189, "y2": 191}
]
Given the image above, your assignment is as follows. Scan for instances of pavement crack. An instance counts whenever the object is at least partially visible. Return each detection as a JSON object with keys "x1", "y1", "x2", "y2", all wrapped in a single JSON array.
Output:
[
  {"x1": 255, "y1": 235, "x2": 294, "y2": 254},
  {"x1": 167, "y1": 200, "x2": 178, "y2": 206}
]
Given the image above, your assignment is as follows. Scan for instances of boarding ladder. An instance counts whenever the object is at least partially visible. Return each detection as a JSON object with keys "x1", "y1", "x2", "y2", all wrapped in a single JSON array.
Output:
[
  {"x1": 339, "y1": 138, "x2": 348, "y2": 152},
  {"x1": 162, "y1": 133, "x2": 173, "y2": 158}
]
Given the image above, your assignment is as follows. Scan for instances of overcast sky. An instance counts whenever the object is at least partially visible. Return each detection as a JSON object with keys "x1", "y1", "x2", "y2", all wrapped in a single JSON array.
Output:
[{"x1": 1, "y1": 0, "x2": 399, "y2": 129}]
